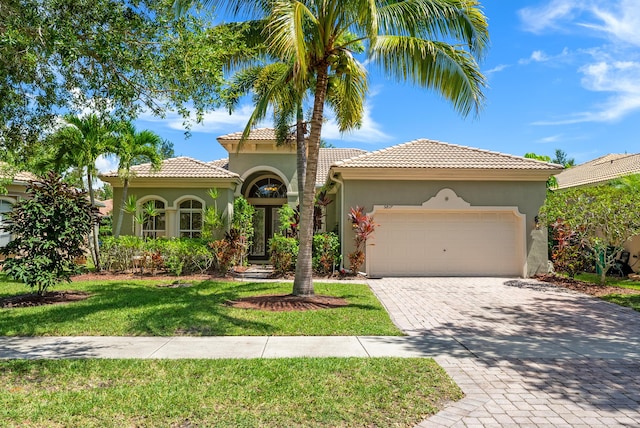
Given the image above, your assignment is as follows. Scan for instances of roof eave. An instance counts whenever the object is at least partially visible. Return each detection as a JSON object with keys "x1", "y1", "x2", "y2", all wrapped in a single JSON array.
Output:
[{"x1": 329, "y1": 167, "x2": 561, "y2": 182}]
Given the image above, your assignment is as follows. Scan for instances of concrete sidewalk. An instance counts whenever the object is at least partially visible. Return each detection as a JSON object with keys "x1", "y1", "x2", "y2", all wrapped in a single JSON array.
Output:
[{"x1": 0, "y1": 335, "x2": 470, "y2": 360}]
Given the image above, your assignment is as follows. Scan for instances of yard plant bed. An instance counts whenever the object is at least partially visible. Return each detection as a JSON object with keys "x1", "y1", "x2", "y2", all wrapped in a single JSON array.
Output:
[
  {"x1": 226, "y1": 293, "x2": 349, "y2": 311},
  {"x1": 0, "y1": 358, "x2": 461, "y2": 428},
  {"x1": 534, "y1": 273, "x2": 640, "y2": 297},
  {"x1": 0, "y1": 291, "x2": 90, "y2": 308}
]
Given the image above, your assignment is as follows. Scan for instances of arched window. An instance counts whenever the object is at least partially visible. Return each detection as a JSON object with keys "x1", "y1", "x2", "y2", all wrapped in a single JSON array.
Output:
[
  {"x1": 0, "y1": 200, "x2": 13, "y2": 247},
  {"x1": 179, "y1": 199, "x2": 203, "y2": 238},
  {"x1": 141, "y1": 200, "x2": 166, "y2": 238},
  {"x1": 249, "y1": 177, "x2": 286, "y2": 198}
]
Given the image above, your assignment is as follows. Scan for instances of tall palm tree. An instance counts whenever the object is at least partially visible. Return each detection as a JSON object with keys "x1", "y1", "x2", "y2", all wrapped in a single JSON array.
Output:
[
  {"x1": 111, "y1": 121, "x2": 163, "y2": 238},
  {"x1": 176, "y1": 0, "x2": 489, "y2": 296},
  {"x1": 48, "y1": 113, "x2": 118, "y2": 270}
]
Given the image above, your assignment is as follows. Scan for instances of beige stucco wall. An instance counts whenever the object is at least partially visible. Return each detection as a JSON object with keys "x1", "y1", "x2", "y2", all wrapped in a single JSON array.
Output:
[
  {"x1": 112, "y1": 186, "x2": 236, "y2": 237},
  {"x1": 335, "y1": 179, "x2": 549, "y2": 277}
]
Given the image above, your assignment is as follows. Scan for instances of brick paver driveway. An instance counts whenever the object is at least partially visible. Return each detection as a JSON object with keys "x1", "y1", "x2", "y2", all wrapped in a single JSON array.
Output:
[{"x1": 369, "y1": 277, "x2": 640, "y2": 427}]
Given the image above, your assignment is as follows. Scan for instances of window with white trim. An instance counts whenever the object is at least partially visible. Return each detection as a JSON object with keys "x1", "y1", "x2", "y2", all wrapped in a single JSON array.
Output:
[
  {"x1": 179, "y1": 199, "x2": 203, "y2": 238},
  {"x1": 0, "y1": 200, "x2": 13, "y2": 247},
  {"x1": 141, "y1": 200, "x2": 166, "y2": 238}
]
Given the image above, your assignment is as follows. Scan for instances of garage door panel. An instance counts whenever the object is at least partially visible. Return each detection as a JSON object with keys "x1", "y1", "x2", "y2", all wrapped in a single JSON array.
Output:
[{"x1": 368, "y1": 210, "x2": 523, "y2": 277}]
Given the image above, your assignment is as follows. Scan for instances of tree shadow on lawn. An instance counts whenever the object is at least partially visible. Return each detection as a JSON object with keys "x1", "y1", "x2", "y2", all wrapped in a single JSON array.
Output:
[{"x1": 0, "y1": 280, "x2": 280, "y2": 336}]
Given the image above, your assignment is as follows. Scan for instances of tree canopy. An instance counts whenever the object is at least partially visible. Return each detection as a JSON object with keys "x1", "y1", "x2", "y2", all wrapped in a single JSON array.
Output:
[
  {"x1": 1, "y1": 0, "x2": 248, "y2": 166},
  {"x1": 541, "y1": 183, "x2": 640, "y2": 284}
]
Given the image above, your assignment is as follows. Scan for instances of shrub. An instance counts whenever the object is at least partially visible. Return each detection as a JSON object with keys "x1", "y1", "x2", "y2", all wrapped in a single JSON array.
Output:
[
  {"x1": 269, "y1": 234, "x2": 299, "y2": 275},
  {"x1": 312, "y1": 232, "x2": 340, "y2": 275},
  {"x1": 549, "y1": 219, "x2": 590, "y2": 277},
  {"x1": 0, "y1": 172, "x2": 99, "y2": 295},
  {"x1": 100, "y1": 237, "x2": 214, "y2": 275},
  {"x1": 232, "y1": 196, "x2": 255, "y2": 265},
  {"x1": 347, "y1": 206, "x2": 376, "y2": 274}
]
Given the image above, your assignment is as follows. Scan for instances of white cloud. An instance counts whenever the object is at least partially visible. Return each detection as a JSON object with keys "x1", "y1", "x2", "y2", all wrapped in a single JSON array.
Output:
[
  {"x1": 485, "y1": 64, "x2": 510, "y2": 75},
  {"x1": 321, "y1": 104, "x2": 392, "y2": 144},
  {"x1": 518, "y1": 48, "x2": 570, "y2": 65},
  {"x1": 96, "y1": 155, "x2": 119, "y2": 174},
  {"x1": 534, "y1": 60, "x2": 640, "y2": 124},
  {"x1": 519, "y1": 0, "x2": 640, "y2": 47},
  {"x1": 519, "y1": 0, "x2": 582, "y2": 33},
  {"x1": 137, "y1": 104, "x2": 268, "y2": 134},
  {"x1": 538, "y1": 134, "x2": 564, "y2": 143}
]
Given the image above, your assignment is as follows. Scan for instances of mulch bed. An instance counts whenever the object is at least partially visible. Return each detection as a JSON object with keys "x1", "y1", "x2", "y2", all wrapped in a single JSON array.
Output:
[
  {"x1": 225, "y1": 294, "x2": 349, "y2": 311},
  {"x1": 533, "y1": 273, "x2": 640, "y2": 297},
  {"x1": 1, "y1": 291, "x2": 91, "y2": 308}
]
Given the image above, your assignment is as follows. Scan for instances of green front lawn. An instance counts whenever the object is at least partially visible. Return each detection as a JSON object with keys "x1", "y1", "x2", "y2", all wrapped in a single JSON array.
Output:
[
  {"x1": 574, "y1": 273, "x2": 640, "y2": 311},
  {"x1": 575, "y1": 273, "x2": 640, "y2": 290},
  {"x1": 0, "y1": 276, "x2": 402, "y2": 336},
  {"x1": 0, "y1": 358, "x2": 461, "y2": 427}
]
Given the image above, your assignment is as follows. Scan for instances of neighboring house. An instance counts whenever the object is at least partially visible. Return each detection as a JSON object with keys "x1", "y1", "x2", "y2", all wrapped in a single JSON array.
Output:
[
  {"x1": 554, "y1": 153, "x2": 640, "y2": 273},
  {"x1": 100, "y1": 128, "x2": 562, "y2": 277},
  {"x1": 0, "y1": 163, "x2": 37, "y2": 248}
]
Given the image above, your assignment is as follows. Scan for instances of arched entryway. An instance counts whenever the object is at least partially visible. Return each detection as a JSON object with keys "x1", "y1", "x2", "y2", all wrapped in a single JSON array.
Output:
[{"x1": 242, "y1": 173, "x2": 288, "y2": 260}]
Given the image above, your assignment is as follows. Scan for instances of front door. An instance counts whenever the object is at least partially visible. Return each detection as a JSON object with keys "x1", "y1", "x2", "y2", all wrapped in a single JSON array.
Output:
[{"x1": 250, "y1": 206, "x2": 281, "y2": 260}]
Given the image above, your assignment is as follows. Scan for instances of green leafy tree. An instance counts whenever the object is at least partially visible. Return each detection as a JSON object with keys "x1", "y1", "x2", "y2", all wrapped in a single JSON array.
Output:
[
  {"x1": 0, "y1": 173, "x2": 99, "y2": 296},
  {"x1": 524, "y1": 152, "x2": 558, "y2": 189},
  {"x1": 111, "y1": 121, "x2": 163, "y2": 238},
  {"x1": 1, "y1": 0, "x2": 247, "y2": 164},
  {"x1": 552, "y1": 149, "x2": 575, "y2": 168},
  {"x1": 541, "y1": 185, "x2": 640, "y2": 284},
  {"x1": 177, "y1": 0, "x2": 489, "y2": 296},
  {"x1": 47, "y1": 113, "x2": 118, "y2": 270}
]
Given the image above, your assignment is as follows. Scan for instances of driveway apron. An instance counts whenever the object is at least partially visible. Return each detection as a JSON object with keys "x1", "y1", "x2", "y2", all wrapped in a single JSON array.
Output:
[{"x1": 368, "y1": 277, "x2": 640, "y2": 427}]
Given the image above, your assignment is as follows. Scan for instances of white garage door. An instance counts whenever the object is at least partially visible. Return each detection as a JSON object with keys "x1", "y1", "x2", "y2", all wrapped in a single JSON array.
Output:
[{"x1": 367, "y1": 210, "x2": 524, "y2": 277}]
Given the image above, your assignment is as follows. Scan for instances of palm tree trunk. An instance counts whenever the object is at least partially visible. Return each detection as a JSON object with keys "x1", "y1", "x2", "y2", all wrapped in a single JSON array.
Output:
[
  {"x1": 295, "y1": 103, "x2": 306, "y2": 204},
  {"x1": 114, "y1": 178, "x2": 129, "y2": 238},
  {"x1": 293, "y1": 63, "x2": 329, "y2": 296},
  {"x1": 87, "y1": 170, "x2": 102, "y2": 271}
]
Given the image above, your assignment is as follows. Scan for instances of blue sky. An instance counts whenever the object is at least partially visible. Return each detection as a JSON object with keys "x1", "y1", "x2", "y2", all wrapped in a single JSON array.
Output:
[{"x1": 99, "y1": 0, "x2": 640, "y2": 172}]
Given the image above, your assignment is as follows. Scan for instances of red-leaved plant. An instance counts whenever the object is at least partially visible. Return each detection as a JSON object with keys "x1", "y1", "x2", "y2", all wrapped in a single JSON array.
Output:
[{"x1": 347, "y1": 206, "x2": 376, "y2": 274}]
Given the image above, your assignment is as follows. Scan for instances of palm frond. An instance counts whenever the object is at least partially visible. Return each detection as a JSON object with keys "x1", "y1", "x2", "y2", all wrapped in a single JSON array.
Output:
[{"x1": 371, "y1": 35, "x2": 486, "y2": 117}]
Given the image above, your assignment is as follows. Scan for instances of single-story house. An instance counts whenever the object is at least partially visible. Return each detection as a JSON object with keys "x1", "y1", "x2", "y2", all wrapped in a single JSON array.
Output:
[
  {"x1": 0, "y1": 163, "x2": 37, "y2": 248},
  {"x1": 555, "y1": 153, "x2": 640, "y2": 273},
  {"x1": 100, "y1": 128, "x2": 562, "y2": 278}
]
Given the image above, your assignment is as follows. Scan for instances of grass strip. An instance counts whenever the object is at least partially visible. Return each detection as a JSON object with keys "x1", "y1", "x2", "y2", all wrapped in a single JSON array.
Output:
[
  {"x1": 0, "y1": 358, "x2": 462, "y2": 427},
  {"x1": 0, "y1": 277, "x2": 401, "y2": 336}
]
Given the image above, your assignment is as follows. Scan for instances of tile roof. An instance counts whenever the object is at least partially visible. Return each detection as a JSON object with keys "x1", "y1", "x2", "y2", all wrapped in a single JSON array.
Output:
[
  {"x1": 208, "y1": 159, "x2": 229, "y2": 170},
  {"x1": 555, "y1": 153, "x2": 640, "y2": 189},
  {"x1": 100, "y1": 157, "x2": 239, "y2": 179},
  {"x1": 333, "y1": 139, "x2": 563, "y2": 170},
  {"x1": 0, "y1": 162, "x2": 38, "y2": 182},
  {"x1": 204, "y1": 149, "x2": 368, "y2": 186},
  {"x1": 217, "y1": 128, "x2": 294, "y2": 141},
  {"x1": 316, "y1": 148, "x2": 367, "y2": 185}
]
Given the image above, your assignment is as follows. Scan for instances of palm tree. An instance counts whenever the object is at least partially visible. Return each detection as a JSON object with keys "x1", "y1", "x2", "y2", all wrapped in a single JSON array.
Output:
[
  {"x1": 48, "y1": 113, "x2": 118, "y2": 270},
  {"x1": 111, "y1": 121, "x2": 163, "y2": 238},
  {"x1": 176, "y1": 0, "x2": 489, "y2": 296}
]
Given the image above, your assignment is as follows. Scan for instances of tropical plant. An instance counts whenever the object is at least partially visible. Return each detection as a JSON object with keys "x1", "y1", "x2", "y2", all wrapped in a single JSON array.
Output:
[
  {"x1": 541, "y1": 184, "x2": 640, "y2": 284},
  {"x1": 0, "y1": 173, "x2": 99, "y2": 295},
  {"x1": 312, "y1": 232, "x2": 340, "y2": 275},
  {"x1": 548, "y1": 219, "x2": 590, "y2": 278},
  {"x1": 176, "y1": 0, "x2": 488, "y2": 295},
  {"x1": 202, "y1": 188, "x2": 227, "y2": 240},
  {"x1": 347, "y1": 206, "x2": 376, "y2": 274},
  {"x1": 111, "y1": 121, "x2": 163, "y2": 238},
  {"x1": 232, "y1": 196, "x2": 255, "y2": 265},
  {"x1": 46, "y1": 113, "x2": 119, "y2": 270},
  {"x1": 269, "y1": 234, "x2": 299, "y2": 275}
]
